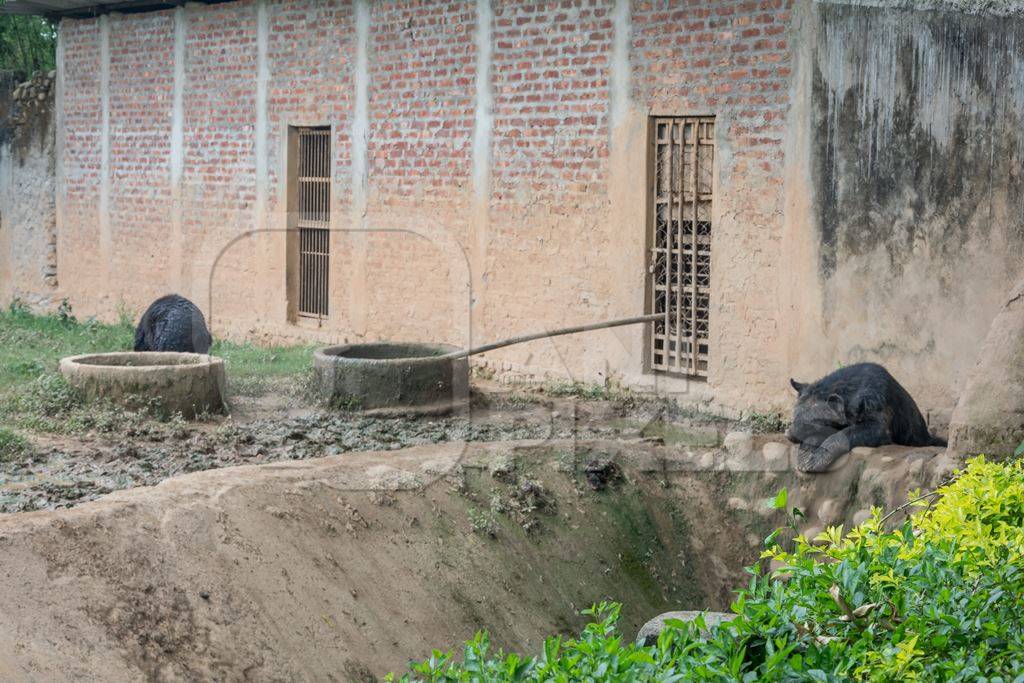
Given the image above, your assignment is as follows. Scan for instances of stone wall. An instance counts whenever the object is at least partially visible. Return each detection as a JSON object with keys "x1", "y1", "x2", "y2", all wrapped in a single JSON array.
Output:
[{"x1": 0, "y1": 70, "x2": 58, "y2": 309}]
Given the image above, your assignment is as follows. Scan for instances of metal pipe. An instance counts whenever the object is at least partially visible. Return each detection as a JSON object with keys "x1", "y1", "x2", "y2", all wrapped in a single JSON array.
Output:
[{"x1": 445, "y1": 313, "x2": 662, "y2": 360}]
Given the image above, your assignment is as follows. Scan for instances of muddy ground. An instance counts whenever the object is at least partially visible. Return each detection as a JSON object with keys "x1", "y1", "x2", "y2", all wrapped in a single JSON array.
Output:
[{"x1": 0, "y1": 383, "x2": 736, "y2": 514}]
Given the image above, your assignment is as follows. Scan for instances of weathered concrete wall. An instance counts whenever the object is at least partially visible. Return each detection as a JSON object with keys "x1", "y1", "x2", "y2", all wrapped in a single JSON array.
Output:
[
  {"x1": 0, "y1": 71, "x2": 58, "y2": 309},
  {"x1": 787, "y1": 0, "x2": 1024, "y2": 424}
]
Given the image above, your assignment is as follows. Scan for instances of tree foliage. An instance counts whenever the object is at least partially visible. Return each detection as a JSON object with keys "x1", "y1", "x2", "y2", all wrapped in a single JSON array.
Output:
[
  {"x1": 390, "y1": 457, "x2": 1024, "y2": 681},
  {"x1": 0, "y1": 5, "x2": 56, "y2": 81}
]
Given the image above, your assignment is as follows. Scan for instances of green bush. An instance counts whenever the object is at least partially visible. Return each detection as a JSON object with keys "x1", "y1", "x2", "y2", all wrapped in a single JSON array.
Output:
[
  {"x1": 0, "y1": 427, "x2": 29, "y2": 461},
  {"x1": 10, "y1": 373, "x2": 82, "y2": 418},
  {"x1": 389, "y1": 457, "x2": 1024, "y2": 681}
]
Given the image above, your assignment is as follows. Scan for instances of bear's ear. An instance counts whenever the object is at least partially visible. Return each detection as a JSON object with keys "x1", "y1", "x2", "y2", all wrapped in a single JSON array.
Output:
[
  {"x1": 827, "y1": 393, "x2": 846, "y2": 414},
  {"x1": 790, "y1": 378, "x2": 807, "y2": 394}
]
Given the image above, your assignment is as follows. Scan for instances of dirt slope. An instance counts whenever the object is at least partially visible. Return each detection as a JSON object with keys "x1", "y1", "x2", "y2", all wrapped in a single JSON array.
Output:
[{"x1": 0, "y1": 438, "x2": 950, "y2": 681}]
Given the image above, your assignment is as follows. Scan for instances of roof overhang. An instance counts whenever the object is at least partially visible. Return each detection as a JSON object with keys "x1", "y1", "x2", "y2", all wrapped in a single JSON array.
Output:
[{"x1": 0, "y1": 0, "x2": 234, "y2": 20}]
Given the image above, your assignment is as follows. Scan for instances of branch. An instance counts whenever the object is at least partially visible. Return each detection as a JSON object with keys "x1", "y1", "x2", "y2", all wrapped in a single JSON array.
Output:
[{"x1": 878, "y1": 489, "x2": 941, "y2": 527}]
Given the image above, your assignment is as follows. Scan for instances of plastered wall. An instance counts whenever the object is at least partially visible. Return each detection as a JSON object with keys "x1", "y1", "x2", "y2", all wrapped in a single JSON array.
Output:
[{"x1": 0, "y1": 71, "x2": 58, "y2": 310}]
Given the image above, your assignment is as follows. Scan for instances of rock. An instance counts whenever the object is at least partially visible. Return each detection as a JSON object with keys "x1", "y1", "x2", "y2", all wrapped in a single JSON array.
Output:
[
  {"x1": 817, "y1": 498, "x2": 842, "y2": 526},
  {"x1": 488, "y1": 453, "x2": 516, "y2": 481},
  {"x1": 583, "y1": 458, "x2": 621, "y2": 491},
  {"x1": 723, "y1": 430, "x2": 753, "y2": 458},
  {"x1": 852, "y1": 508, "x2": 873, "y2": 526},
  {"x1": 635, "y1": 611, "x2": 736, "y2": 646},
  {"x1": 697, "y1": 451, "x2": 715, "y2": 470},
  {"x1": 762, "y1": 441, "x2": 790, "y2": 470},
  {"x1": 947, "y1": 277, "x2": 1024, "y2": 457},
  {"x1": 726, "y1": 496, "x2": 748, "y2": 511},
  {"x1": 928, "y1": 453, "x2": 961, "y2": 487}
]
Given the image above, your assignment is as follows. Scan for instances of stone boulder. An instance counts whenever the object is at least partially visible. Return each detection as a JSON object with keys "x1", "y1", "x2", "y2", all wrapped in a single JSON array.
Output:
[
  {"x1": 947, "y1": 278, "x2": 1024, "y2": 458},
  {"x1": 635, "y1": 610, "x2": 736, "y2": 647}
]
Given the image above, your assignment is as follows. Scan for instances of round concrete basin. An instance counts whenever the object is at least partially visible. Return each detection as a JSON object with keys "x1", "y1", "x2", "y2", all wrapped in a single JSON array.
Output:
[
  {"x1": 313, "y1": 343, "x2": 469, "y2": 416},
  {"x1": 60, "y1": 352, "x2": 226, "y2": 418}
]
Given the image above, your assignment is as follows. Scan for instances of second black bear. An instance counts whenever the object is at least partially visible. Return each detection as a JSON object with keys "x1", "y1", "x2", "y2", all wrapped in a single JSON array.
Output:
[
  {"x1": 786, "y1": 362, "x2": 946, "y2": 473},
  {"x1": 134, "y1": 294, "x2": 213, "y2": 354}
]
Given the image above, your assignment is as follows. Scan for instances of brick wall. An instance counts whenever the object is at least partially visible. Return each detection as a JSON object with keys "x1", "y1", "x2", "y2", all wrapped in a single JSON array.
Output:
[
  {"x1": 53, "y1": 0, "x2": 798, "y2": 412},
  {"x1": 483, "y1": 1, "x2": 615, "y2": 377},
  {"x1": 632, "y1": 0, "x2": 793, "y2": 403},
  {"x1": 108, "y1": 11, "x2": 174, "y2": 302},
  {"x1": 60, "y1": 18, "x2": 103, "y2": 298},
  {"x1": 182, "y1": 1, "x2": 258, "y2": 329},
  {"x1": 362, "y1": 0, "x2": 477, "y2": 342}
]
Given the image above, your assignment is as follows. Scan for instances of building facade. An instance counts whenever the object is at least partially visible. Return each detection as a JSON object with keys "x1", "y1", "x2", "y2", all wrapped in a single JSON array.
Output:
[{"x1": 3, "y1": 0, "x2": 1023, "y2": 419}]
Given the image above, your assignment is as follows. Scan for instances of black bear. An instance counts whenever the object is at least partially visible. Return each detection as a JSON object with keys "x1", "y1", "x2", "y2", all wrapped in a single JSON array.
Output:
[
  {"x1": 787, "y1": 362, "x2": 946, "y2": 473},
  {"x1": 134, "y1": 294, "x2": 213, "y2": 354}
]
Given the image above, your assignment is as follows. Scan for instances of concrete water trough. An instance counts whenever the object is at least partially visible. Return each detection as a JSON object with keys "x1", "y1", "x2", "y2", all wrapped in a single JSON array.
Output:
[
  {"x1": 312, "y1": 315, "x2": 664, "y2": 415},
  {"x1": 60, "y1": 352, "x2": 226, "y2": 418},
  {"x1": 314, "y1": 343, "x2": 470, "y2": 416}
]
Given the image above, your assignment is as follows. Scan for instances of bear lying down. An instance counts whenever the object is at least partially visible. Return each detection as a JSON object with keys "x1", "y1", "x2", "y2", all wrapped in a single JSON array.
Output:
[{"x1": 787, "y1": 362, "x2": 946, "y2": 473}]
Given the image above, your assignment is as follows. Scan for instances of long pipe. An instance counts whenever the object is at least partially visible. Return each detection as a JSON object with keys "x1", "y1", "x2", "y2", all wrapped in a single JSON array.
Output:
[{"x1": 444, "y1": 313, "x2": 662, "y2": 360}]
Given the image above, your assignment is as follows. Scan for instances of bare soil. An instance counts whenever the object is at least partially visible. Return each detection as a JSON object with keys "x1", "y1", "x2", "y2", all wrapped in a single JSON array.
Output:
[{"x1": 0, "y1": 440, "x2": 757, "y2": 681}]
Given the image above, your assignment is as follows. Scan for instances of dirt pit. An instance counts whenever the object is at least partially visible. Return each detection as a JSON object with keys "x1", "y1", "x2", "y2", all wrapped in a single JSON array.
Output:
[{"x1": 0, "y1": 384, "x2": 953, "y2": 680}]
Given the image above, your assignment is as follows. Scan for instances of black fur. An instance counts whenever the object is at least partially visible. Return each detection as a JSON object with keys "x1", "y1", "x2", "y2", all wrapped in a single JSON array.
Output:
[
  {"x1": 787, "y1": 363, "x2": 945, "y2": 473},
  {"x1": 134, "y1": 295, "x2": 212, "y2": 354}
]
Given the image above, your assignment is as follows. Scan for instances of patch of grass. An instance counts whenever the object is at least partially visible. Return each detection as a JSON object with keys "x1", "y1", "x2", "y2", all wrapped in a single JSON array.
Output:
[
  {"x1": 0, "y1": 305, "x2": 317, "y2": 431},
  {"x1": 468, "y1": 507, "x2": 499, "y2": 538},
  {"x1": 0, "y1": 302, "x2": 134, "y2": 396},
  {"x1": 0, "y1": 427, "x2": 29, "y2": 461},
  {"x1": 742, "y1": 410, "x2": 789, "y2": 434},
  {"x1": 639, "y1": 420, "x2": 721, "y2": 447},
  {"x1": 541, "y1": 380, "x2": 617, "y2": 400},
  {"x1": 212, "y1": 339, "x2": 317, "y2": 399},
  {"x1": 211, "y1": 339, "x2": 314, "y2": 379}
]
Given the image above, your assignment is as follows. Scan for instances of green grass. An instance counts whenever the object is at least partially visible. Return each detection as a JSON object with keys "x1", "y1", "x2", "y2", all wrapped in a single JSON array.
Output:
[
  {"x1": 0, "y1": 303, "x2": 316, "y2": 432},
  {"x1": 0, "y1": 301, "x2": 135, "y2": 396},
  {"x1": 211, "y1": 338, "x2": 317, "y2": 397},
  {"x1": 541, "y1": 380, "x2": 621, "y2": 400},
  {"x1": 0, "y1": 427, "x2": 29, "y2": 461},
  {"x1": 742, "y1": 410, "x2": 789, "y2": 434}
]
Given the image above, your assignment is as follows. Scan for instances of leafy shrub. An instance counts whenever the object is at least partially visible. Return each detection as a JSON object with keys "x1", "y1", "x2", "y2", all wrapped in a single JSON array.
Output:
[
  {"x1": 389, "y1": 457, "x2": 1024, "y2": 681},
  {"x1": 0, "y1": 428, "x2": 29, "y2": 461},
  {"x1": 10, "y1": 373, "x2": 83, "y2": 418}
]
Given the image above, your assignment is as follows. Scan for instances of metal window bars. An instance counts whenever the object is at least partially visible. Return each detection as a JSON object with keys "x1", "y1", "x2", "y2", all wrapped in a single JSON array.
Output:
[
  {"x1": 296, "y1": 127, "x2": 331, "y2": 319},
  {"x1": 648, "y1": 117, "x2": 714, "y2": 377}
]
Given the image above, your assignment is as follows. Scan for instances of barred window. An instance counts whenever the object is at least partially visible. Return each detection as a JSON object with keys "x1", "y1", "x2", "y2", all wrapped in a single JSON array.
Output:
[
  {"x1": 294, "y1": 127, "x2": 331, "y2": 319},
  {"x1": 647, "y1": 117, "x2": 714, "y2": 377}
]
